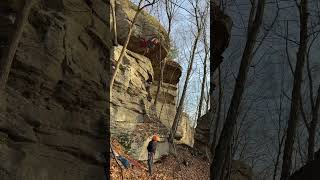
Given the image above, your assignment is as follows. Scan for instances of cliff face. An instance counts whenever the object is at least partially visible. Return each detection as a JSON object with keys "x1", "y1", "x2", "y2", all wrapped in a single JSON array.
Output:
[
  {"x1": 0, "y1": 1, "x2": 195, "y2": 179},
  {"x1": 111, "y1": 0, "x2": 194, "y2": 160},
  {"x1": 194, "y1": 112, "x2": 211, "y2": 152},
  {"x1": 150, "y1": 59, "x2": 195, "y2": 146},
  {"x1": 0, "y1": 0, "x2": 109, "y2": 179}
]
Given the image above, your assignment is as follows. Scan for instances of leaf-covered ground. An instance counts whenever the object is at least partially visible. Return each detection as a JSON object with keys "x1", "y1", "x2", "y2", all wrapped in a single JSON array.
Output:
[{"x1": 110, "y1": 140, "x2": 209, "y2": 180}]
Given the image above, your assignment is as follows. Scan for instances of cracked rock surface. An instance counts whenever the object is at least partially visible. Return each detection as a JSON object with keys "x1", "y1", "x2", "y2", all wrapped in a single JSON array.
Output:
[{"x1": 0, "y1": 0, "x2": 110, "y2": 179}]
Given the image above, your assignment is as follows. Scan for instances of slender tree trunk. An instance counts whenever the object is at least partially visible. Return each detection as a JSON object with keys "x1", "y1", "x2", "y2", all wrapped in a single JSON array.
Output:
[
  {"x1": 197, "y1": 37, "x2": 209, "y2": 120},
  {"x1": 110, "y1": 0, "x2": 157, "y2": 96},
  {"x1": 280, "y1": 0, "x2": 309, "y2": 179},
  {"x1": 273, "y1": 133, "x2": 285, "y2": 180},
  {"x1": 208, "y1": 0, "x2": 232, "y2": 155},
  {"x1": 111, "y1": 0, "x2": 118, "y2": 45},
  {"x1": 0, "y1": 0, "x2": 34, "y2": 110},
  {"x1": 110, "y1": 10, "x2": 140, "y2": 94},
  {"x1": 307, "y1": 115, "x2": 317, "y2": 161},
  {"x1": 273, "y1": 71, "x2": 285, "y2": 180},
  {"x1": 307, "y1": 86, "x2": 320, "y2": 162},
  {"x1": 154, "y1": 58, "x2": 166, "y2": 107},
  {"x1": 210, "y1": 0, "x2": 265, "y2": 179},
  {"x1": 154, "y1": 0, "x2": 174, "y2": 107},
  {"x1": 305, "y1": 45, "x2": 320, "y2": 162},
  {"x1": 168, "y1": 0, "x2": 207, "y2": 145},
  {"x1": 197, "y1": 65, "x2": 206, "y2": 120},
  {"x1": 169, "y1": 30, "x2": 201, "y2": 144},
  {"x1": 206, "y1": 89, "x2": 210, "y2": 113},
  {"x1": 210, "y1": 66, "x2": 222, "y2": 155}
]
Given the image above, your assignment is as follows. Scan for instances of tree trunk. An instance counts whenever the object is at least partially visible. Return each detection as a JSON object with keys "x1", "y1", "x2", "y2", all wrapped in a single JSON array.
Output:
[
  {"x1": 197, "y1": 36, "x2": 209, "y2": 120},
  {"x1": 280, "y1": 0, "x2": 309, "y2": 179},
  {"x1": 154, "y1": 2, "x2": 173, "y2": 108},
  {"x1": 210, "y1": 0, "x2": 265, "y2": 179},
  {"x1": 273, "y1": 133, "x2": 285, "y2": 180},
  {"x1": 307, "y1": 86, "x2": 320, "y2": 162},
  {"x1": 305, "y1": 45, "x2": 320, "y2": 162},
  {"x1": 168, "y1": 31, "x2": 201, "y2": 144},
  {"x1": 153, "y1": 58, "x2": 166, "y2": 108},
  {"x1": 210, "y1": 66, "x2": 222, "y2": 156},
  {"x1": 0, "y1": 0, "x2": 34, "y2": 110},
  {"x1": 197, "y1": 62, "x2": 206, "y2": 120},
  {"x1": 307, "y1": 115, "x2": 317, "y2": 162},
  {"x1": 110, "y1": 0, "x2": 157, "y2": 95},
  {"x1": 111, "y1": 0, "x2": 118, "y2": 45},
  {"x1": 109, "y1": 8, "x2": 141, "y2": 95}
]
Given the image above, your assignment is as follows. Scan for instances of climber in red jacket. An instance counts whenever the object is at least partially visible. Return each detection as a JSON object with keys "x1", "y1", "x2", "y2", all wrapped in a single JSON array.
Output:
[
  {"x1": 147, "y1": 134, "x2": 160, "y2": 176},
  {"x1": 140, "y1": 37, "x2": 159, "y2": 54}
]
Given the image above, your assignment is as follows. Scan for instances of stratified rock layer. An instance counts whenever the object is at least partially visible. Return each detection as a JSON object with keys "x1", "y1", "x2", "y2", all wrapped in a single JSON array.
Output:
[
  {"x1": 0, "y1": 0, "x2": 110, "y2": 179},
  {"x1": 115, "y1": 0, "x2": 170, "y2": 63},
  {"x1": 111, "y1": 0, "x2": 194, "y2": 160}
]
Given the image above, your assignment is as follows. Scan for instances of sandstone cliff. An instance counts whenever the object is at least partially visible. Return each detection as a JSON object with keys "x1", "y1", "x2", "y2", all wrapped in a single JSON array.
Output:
[
  {"x1": 110, "y1": 0, "x2": 195, "y2": 160},
  {"x1": 0, "y1": 0, "x2": 110, "y2": 179},
  {"x1": 0, "y1": 1, "x2": 195, "y2": 179}
]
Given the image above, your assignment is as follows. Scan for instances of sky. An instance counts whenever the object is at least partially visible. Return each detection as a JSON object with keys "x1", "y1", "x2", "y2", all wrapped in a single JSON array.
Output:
[{"x1": 131, "y1": 0, "x2": 211, "y2": 125}]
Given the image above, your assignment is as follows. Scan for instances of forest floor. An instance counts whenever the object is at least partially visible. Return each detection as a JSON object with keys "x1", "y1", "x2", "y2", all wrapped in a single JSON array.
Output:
[{"x1": 110, "y1": 140, "x2": 210, "y2": 180}]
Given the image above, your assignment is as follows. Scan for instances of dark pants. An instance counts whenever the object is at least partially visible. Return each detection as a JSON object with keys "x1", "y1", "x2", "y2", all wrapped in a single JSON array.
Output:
[{"x1": 147, "y1": 152, "x2": 154, "y2": 176}]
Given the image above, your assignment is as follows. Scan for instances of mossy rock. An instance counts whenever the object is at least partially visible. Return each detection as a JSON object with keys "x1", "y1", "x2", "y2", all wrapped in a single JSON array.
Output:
[{"x1": 117, "y1": 133, "x2": 132, "y2": 152}]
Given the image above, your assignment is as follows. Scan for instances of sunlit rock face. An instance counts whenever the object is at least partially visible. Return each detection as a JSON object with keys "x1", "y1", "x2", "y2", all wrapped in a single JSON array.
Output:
[
  {"x1": 0, "y1": 1, "x2": 195, "y2": 179},
  {"x1": 115, "y1": 0, "x2": 170, "y2": 63},
  {"x1": 110, "y1": 0, "x2": 194, "y2": 160}
]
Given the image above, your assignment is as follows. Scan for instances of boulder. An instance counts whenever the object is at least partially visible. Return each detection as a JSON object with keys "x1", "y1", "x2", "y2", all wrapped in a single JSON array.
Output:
[
  {"x1": 153, "y1": 59, "x2": 182, "y2": 85},
  {"x1": 230, "y1": 160, "x2": 253, "y2": 180},
  {"x1": 194, "y1": 112, "x2": 211, "y2": 151}
]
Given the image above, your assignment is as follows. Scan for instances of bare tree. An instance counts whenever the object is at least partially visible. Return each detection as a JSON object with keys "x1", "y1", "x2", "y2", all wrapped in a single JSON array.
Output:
[
  {"x1": 280, "y1": 0, "x2": 309, "y2": 178},
  {"x1": 207, "y1": 0, "x2": 232, "y2": 156},
  {"x1": 168, "y1": 0, "x2": 207, "y2": 145},
  {"x1": 299, "y1": 31, "x2": 320, "y2": 163},
  {"x1": 0, "y1": 0, "x2": 34, "y2": 110},
  {"x1": 272, "y1": 62, "x2": 286, "y2": 180},
  {"x1": 210, "y1": 65, "x2": 222, "y2": 156},
  {"x1": 210, "y1": 0, "x2": 266, "y2": 179},
  {"x1": 109, "y1": 0, "x2": 158, "y2": 95},
  {"x1": 153, "y1": 0, "x2": 179, "y2": 107},
  {"x1": 197, "y1": 13, "x2": 209, "y2": 121}
]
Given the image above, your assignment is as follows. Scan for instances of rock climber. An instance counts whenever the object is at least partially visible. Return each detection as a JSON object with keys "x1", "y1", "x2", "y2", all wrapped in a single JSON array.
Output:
[
  {"x1": 140, "y1": 37, "x2": 160, "y2": 54},
  {"x1": 147, "y1": 134, "x2": 160, "y2": 176}
]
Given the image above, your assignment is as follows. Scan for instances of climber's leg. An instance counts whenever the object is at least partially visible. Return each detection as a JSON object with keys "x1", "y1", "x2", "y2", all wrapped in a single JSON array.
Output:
[{"x1": 147, "y1": 152, "x2": 153, "y2": 176}]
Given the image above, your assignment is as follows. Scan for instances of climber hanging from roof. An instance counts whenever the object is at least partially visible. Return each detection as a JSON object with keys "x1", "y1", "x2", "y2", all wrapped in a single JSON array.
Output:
[{"x1": 139, "y1": 34, "x2": 160, "y2": 54}]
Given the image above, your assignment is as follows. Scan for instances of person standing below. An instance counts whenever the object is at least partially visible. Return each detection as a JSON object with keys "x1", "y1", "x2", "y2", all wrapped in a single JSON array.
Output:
[{"x1": 147, "y1": 135, "x2": 160, "y2": 176}]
